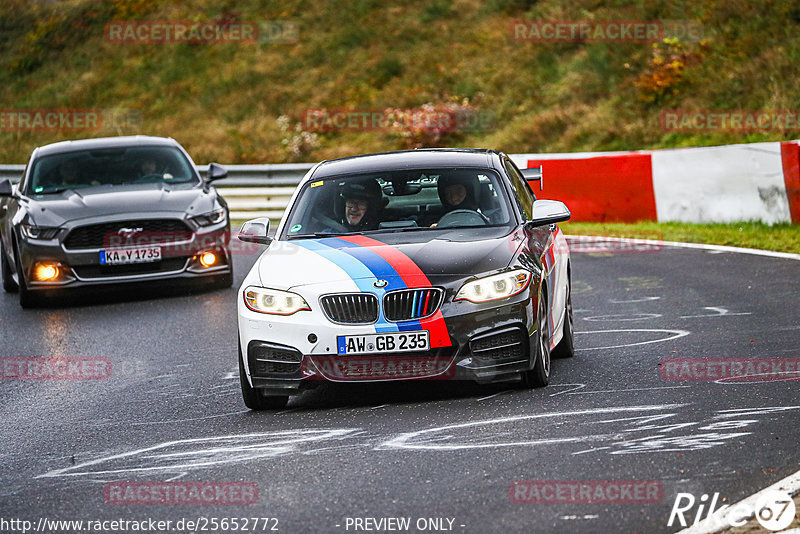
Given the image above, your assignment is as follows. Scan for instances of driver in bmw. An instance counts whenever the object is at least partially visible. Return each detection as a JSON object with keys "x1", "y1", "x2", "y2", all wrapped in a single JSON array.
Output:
[
  {"x1": 431, "y1": 173, "x2": 481, "y2": 227},
  {"x1": 338, "y1": 180, "x2": 382, "y2": 232}
]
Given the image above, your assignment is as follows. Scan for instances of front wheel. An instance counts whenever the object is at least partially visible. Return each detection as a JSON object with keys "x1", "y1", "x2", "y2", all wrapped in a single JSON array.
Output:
[
  {"x1": 212, "y1": 271, "x2": 234, "y2": 289},
  {"x1": 238, "y1": 341, "x2": 289, "y2": 410},
  {"x1": 552, "y1": 273, "x2": 574, "y2": 359},
  {"x1": 522, "y1": 289, "x2": 550, "y2": 388},
  {"x1": 1, "y1": 245, "x2": 18, "y2": 293},
  {"x1": 13, "y1": 245, "x2": 39, "y2": 308}
]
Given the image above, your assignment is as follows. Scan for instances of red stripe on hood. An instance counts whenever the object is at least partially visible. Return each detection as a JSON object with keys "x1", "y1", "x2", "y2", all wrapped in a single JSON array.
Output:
[{"x1": 339, "y1": 235, "x2": 452, "y2": 348}]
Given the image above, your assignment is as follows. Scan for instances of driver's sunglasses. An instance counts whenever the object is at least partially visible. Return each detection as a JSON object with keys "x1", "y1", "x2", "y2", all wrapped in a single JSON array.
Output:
[{"x1": 345, "y1": 199, "x2": 368, "y2": 210}]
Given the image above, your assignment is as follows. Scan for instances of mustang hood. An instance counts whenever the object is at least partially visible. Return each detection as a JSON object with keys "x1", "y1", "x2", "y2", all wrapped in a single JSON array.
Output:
[
  {"x1": 258, "y1": 228, "x2": 520, "y2": 291},
  {"x1": 24, "y1": 183, "x2": 217, "y2": 227}
]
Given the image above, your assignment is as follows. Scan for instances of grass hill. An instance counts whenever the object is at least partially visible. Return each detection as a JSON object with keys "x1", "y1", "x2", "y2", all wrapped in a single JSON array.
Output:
[{"x1": 1, "y1": 0, "x2": 799, "y2": 164}]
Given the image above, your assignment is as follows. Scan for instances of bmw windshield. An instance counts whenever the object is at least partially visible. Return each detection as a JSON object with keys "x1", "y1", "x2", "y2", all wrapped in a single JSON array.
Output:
[{"x1": 282, "y1": 167, "x2": 514, "y2": 239}]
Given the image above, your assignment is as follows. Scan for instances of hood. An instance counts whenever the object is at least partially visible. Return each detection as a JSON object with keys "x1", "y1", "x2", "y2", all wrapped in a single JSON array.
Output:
[
  {"x1": 257, "y1": 227, "x2": 519, "y2": 291},
  {"x1": 23, "y1": 183, "x2": 216, "y2": 227}
]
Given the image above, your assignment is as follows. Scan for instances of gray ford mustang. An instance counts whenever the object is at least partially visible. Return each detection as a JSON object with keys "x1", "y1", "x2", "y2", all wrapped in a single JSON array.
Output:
[{"x1": 0, "y1": 136, "x2": 233, "y2": 307}]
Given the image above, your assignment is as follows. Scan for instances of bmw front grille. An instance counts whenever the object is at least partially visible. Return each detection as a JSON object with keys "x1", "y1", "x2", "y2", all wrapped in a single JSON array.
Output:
[{"x1": 383, "y1": 288, "x2": 443, "y2": 322}]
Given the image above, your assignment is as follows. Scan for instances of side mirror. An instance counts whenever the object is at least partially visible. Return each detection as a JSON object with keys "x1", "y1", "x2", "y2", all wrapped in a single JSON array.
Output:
[
  {"x1": 207, "y1": 162, "x2": 228, "y2": 182},
  {"x1": 0, "y1": 179, "x2": 13, "y2": 197},
  {"x1": 237, "y1": 217, "x2": 272, "y2": 245},
  {"x1": 526, "y1": 200, "x2": 571, "y2": 228}
]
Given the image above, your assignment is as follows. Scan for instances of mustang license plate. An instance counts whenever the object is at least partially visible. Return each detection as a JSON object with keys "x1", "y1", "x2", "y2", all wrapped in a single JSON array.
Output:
[{"x1": 100, "y1": 247, "x2": 162, "y2": 265}]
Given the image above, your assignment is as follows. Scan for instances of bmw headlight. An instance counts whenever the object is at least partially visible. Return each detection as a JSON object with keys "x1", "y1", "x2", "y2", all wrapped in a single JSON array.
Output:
[
  {"x1": 454, "y1": 268, "x2": 532, "y2": 303},
  {"x1": 20, "y1": 224, "x2": 59, "y2": 240},
  {"x1": 243, "y1": 286, "x2": 311, "y2": 315},
  {"x1": 191, "y1": 208, "x2": 226, "y2": 227}
]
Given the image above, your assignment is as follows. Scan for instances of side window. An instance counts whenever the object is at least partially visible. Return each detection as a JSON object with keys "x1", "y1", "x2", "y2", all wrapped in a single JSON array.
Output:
[{"x1": 504, "y1": 158, "x2": 534, "y2": 220}]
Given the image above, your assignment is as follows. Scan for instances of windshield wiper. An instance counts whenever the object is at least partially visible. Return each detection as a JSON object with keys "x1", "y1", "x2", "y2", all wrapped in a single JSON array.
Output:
[
  {"x1": 287, "y1": 231, "x2": 365, "y2": 240},
  {"x1": 34, "y1": 187, "x2": 72, "y2": 195}
]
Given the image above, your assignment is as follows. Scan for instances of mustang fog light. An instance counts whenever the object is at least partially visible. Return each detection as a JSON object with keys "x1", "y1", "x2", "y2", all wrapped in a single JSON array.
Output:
[
  {"x1": 455, "y1": 268, "x2": 532, "y2": 303},
  {"x1": 243, "y1": 286, "x2": 310, "y2": 315},
  {"x1": 32, "y1": 262, "x2": 60, "y2": 282},
  {"x1": 199, "y1": 251, "x2": 217, "y2": 267}
]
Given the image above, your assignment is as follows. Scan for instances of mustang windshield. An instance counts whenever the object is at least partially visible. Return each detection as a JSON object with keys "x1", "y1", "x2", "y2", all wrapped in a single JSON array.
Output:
[
  {"x1": 283, "y1": 168, "x2": 513, "y2": 239},
  {"x1": 28, "y1": 146, "x2": 198, "y2": 195}
]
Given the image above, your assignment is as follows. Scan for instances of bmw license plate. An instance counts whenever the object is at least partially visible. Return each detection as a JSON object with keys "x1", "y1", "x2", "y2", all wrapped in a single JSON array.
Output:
[
  {"x1": 100, "y1": 247, "x2": 162, "y2": 265},
  {"x1": 337, "y1": 331, "x2": 429, "y2": 355}
]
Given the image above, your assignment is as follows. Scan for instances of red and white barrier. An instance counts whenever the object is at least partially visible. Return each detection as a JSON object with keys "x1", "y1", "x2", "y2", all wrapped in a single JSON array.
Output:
[{"x1": 510, "y1": 140, "x2": 800, "y2": 224}]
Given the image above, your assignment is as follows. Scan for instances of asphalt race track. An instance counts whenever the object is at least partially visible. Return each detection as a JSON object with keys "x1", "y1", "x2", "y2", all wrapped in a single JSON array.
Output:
[{"x1": 1, "y1": 239, "x2": 799, "y2": 534}]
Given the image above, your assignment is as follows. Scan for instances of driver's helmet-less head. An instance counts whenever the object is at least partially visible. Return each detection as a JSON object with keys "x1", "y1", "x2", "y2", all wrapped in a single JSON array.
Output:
[
  {"x1": 437, "y1": 172, "x2": 480, "y2": 212},
  {"x1": 337, "y1": 179, "x2": 383, "y2": 229}
]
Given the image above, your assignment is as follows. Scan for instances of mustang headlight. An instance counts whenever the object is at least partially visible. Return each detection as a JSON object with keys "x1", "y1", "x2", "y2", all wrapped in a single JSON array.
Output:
[
  {"x1": 191, "y1": 208, "x2": 226, "y2": 227},
  {"x1": 243, "y1": 286, "x2": 311, "y2": 315},
  {"x1": 20, "y1": 224, "x2": 59, "y2": 240},
  {"x1": 455, "y1": 268, "x2": 532, "y2": 303}
]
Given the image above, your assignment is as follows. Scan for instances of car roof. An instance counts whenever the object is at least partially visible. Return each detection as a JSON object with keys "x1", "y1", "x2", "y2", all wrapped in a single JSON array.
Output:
[
  {"x1": 35, "y1": 135, "x2": 180, "y2": 157},
  {"x1": 305, "y1": 148, "x2": 501, "y2": 182}
]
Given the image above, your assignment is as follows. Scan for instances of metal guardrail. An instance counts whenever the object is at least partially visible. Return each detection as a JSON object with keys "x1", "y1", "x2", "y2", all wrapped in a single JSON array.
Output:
[{"x1": 0, "y1": 163, "x2": 312, "y2": 221}]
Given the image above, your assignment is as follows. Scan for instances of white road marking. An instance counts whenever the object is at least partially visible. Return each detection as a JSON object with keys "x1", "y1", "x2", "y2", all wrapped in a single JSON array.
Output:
[
  {"x1": 609, "y1": 296, "x2": 661, "y2": 303},
  {"x1": 565, "y1": 386, "x2": 691, "y2": 395},
  {"x1": 680, "y1": 306, "x2": 752, "y2": 319},
  {"x1": 548, "y1": 383, "x2": 586, "y2": 397},
  {"x1": 584, "y1": 313, "x2": 662, "y2": 322},
  {"x1": 377, "y1": 404, "x2": 687, "y2": 451},
  {"x1": 36, "y1": 429, "x2": 359, "y2": 478},
  {"x1": 575, "y1": 329, "x2": 690, "y2": 350},
  {"x1": 560, "y1": 515, "x2": 600, "y2": 520},
  {"x1": 476, "y1": 391, "x2": 512, "y2": 402},
  {"x1": 565, "y1": 235, "x2": 800, "y2": 261}
]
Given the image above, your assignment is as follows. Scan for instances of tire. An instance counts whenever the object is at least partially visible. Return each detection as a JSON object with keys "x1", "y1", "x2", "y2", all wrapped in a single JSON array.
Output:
[
  {"x1": 238, "y1": 341, "x2": 289, "y2": 410},
  {"x1": 212, "y1": 271, "x2": 234, "y2": 289},
  {"x1": 13, "y1": 243, "x2": 38, "y2": 308},
  {"x1": 1, "y1": 244, "x2": 18, "y2": 293},
  {"x1": 552, "y1": 272, "x2": 574, "y2": 359},
  {"x1": 522, "y1": 288, "x2": 551, "y2": 388}
]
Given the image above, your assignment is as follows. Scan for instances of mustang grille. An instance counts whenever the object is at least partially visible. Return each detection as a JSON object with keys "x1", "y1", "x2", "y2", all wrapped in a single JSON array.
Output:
[
  {"x1": 383, "y1": 288, "x2": 443, "y2": 322},
  {"x1": 320, "y1": 293, "x2": 379, "y2": 324},
  {"x1": 73, "y1": 258, "x2": 186, "y2": 279},
  {"x1": 64, "y1": 219, "x2": 193, "y2": 250}
]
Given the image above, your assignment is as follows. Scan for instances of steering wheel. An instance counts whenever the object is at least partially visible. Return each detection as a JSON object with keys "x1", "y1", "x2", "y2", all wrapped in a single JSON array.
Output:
[
  {"x1": 313, "y1": 214, "x2": 348, "y2": 232},
  {"x1": 132, "y1": 173, "x2": 164, "y2": 182},
  {"x1": 436, "y1": 209, "x2": 490, "y2": 228}
]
